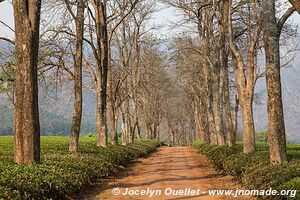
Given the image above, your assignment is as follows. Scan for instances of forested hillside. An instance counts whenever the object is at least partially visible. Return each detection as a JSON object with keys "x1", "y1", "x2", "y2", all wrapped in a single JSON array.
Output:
[{"x1": 0, "y1": 105, "x2": 95, "y2": 135}]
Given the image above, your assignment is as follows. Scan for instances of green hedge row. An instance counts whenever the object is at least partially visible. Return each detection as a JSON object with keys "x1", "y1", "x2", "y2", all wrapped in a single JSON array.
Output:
[
  {"x1": 0, "y1": 139, "x2": 158, "y2": 200},
  {"x1": 193, "y1": 141, "x2": 300, "y2": 199}
]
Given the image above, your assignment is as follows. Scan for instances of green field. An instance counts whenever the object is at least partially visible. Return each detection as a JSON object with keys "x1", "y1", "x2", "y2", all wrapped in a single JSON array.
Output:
[
  {"x1": 0, "y1": 136, "x2": 157, "y2": 199},
  {"x1": 193, "y1": 142, "x2": 300, "y2": 199}
]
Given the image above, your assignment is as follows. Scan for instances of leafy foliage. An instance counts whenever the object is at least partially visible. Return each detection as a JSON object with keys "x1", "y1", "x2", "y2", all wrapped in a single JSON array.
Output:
[
  {"x1": 257, "y1": 131, "x2": 268, "y2": 144},
  {"x1": 0, "y1": 136, "x2": 158, "y2": 199}
]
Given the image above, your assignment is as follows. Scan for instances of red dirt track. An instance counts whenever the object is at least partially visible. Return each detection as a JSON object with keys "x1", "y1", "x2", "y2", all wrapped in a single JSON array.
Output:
[{"x1": 82, "y1": 147, "x2": 255, "y2": 200}]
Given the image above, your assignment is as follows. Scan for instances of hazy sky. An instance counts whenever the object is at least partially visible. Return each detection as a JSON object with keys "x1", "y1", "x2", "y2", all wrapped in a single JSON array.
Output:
[
  {"x1": 0, "y1": 0, "x2": 300, "y2": 39},
  {"x1": 0, "y1": 1, "x2": 179, "y2": 38}
]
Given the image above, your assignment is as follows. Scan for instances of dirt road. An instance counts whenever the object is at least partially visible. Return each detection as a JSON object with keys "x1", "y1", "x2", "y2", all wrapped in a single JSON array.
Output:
[{"x1": 82, "y1": 147, "x2": 254, "y2": 200}]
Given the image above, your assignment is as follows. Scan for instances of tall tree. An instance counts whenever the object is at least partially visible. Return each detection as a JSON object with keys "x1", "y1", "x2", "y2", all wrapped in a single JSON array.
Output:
[
  {"x1": 220, "y1": 0, "x2": 234, "y2": 146},
  {"x1": 87, "y1": 0, "x2": 109, "y2": 147},
  {"x1": 227, "y1": 0, "x2": 262, "y2": 153},
  {"x1": 106, "y1": 0, "x2": 140, "y2": 145},
  {"x1": 66, "y1": 0, "x2": 86, "y2": 152},
  {"x1": 262, "y1": 0, "x2": 295, "y2": 163},
  {"x1": 13, "y1": 0, "x2": 42, "y2": 164}
]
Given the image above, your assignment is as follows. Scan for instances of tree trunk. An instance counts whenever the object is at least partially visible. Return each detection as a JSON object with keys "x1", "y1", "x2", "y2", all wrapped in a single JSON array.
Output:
[
  {"x1": 231, "y1": 96, "x2": 239, "y2": 146},
  {"x1": 240, "y1": 96, "x2": 256, "y2": 153},
  {"x1": 200, "y1": 99, "x2": 210, "y2": 143},
  {"x1": 220, "y1": 1, "x2": 233, "y2": 146},
  {"x1": 227, "y1": 0, "x2": 260, "y2": 153},
  {"x1": 69, "y1": 0, "x2": 85, "y2": 153},
  {"x1": 212, "y1": 92, "x2": 225, "y2": 145},
  {"x1": 133, "y1": 111, "x2": 141, "y2": 142},
  {"x1": 107, "y1": 49, "x2": 118, "y2": 145},
  {"x1": 94, "y1": 1, "x2": 108, "y2": 148},
  {"x1": 96, "y1": 82, "x2": 108, "y2": 147},
  {"x1": 145, "y1": 124, "x2": 150, "y2": 140},
  {"x1": 289, "y1": 0, "x2": 300, "y2": 14},
  {"x1": 13, "y1": 0, "x2": 41, "y2": 164},
  {"x1": 125, "y1": 97, "x2": 133, "y2": 143},
  {"x1": 212, "y1": 67, "x2": 225, "y2": 145},
  {"x1": 156, "y1": 127, "x2": 160, "y2": 142},
  {"x1": 224, "y1": 68, "x2": 234, "y2": 146},
  {"x1": 208, "y1": 94, "x2": 217, "y2": 144},
  {"x1": 121, "y1": 108, "x2": 127, "y2": 145},
  {"x1": 263, "y1": 0, "x2": 287, "y2": 163}
]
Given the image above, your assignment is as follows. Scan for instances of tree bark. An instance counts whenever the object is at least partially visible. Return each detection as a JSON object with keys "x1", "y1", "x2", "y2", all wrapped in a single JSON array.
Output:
[
  {"x1": 289, "y1": 0, "x2": 300, "y2": 14},
  {"x1": 13, "y1": 0, "x2": 41, "y2": 164},
  {"x1": 107, "y1": 48, "x2": 118, "y2": 145},
  {"x1": 263, "y1": 0, "x2": 288, "y2": 163},
  {"x1": 224, "y1": 67, "x2": 234, "y2": 146},
  {"x1": 69, "y1": 0, "x2": 85, "y2": 153},
  {"x1": 121, "y1": 108, "x2": 127, "y2": 145},
  {"x1": 212, "y1": 87, "x2": 225, "y2": 145},
  {"x1": 220, "y1": 0, "x2": 234, "y2": 146},
  {"x1": 240, "y1": 95, "x2": 256, "y2": 153},
  {"x1": 93, "y1": 1, "x2": 108, "y2": 148},
  {"x1": 156, "y1": 126, "x2": 160, "y2": 142},
  {"x1": 125, "y1": 97, "x2": 133, "y2": 143},
  {"x1": 232, "y1": 95, "x2": 239, "y2": 145}
]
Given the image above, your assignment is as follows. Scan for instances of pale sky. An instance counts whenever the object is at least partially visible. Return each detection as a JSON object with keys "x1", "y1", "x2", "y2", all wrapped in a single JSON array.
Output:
[
  {"x1": 0, "y1": 0, "x2": 300, "y2": 39},
  {"x1": 0, "y1": 1, "x2": 180, "y2": 39}
]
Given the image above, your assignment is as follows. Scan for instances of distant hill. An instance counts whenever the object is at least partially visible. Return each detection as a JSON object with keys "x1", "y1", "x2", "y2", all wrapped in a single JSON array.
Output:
[{"x1": 0, "y1": 105, "x2": 96, "y2": 136}]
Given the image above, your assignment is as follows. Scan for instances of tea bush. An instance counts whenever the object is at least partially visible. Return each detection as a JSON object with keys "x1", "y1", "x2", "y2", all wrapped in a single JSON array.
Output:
[
  {"x1": 0, "y1": 136, "x2": 158, "y2": 199},
  {"x1": 193, "y1": 141, "x2": 300, "y2": 199}
]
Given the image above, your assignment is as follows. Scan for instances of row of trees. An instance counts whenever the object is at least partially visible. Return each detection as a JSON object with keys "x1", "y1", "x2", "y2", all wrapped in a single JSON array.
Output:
[
  {"x1": 0, "y1": 0, "x2": 172, "y2": 164},
  {"x1": 164, "y1": 0, "x2": 299, "y2": 163},
  {"x1": 1, "y1": 0, "x2": 299, "y2": 164}
]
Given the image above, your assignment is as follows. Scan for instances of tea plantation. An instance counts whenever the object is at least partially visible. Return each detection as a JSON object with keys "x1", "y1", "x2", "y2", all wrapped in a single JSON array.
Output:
[
  {"x1": 193, "y1": 142, "x2": 300, "y2": 199},
  {"x1": 0, "y1": 136, "x2": 158, "y2": 199}
]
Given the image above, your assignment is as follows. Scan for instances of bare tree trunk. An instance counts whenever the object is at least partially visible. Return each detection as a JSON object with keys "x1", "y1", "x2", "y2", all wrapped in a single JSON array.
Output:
[
  {"x1": 208, "y1": 93, "x2": 217, "y2": 144},
  {"x1": 125, "y1": 97, "x2": 133, "y2": 143},
  {"x1": 133, "y1": 108, "x2": 141, "y2": 142},
  {"x1": 240, "y1": 95, "x2": 256, "y2": 153},
  {"x1": 212, "y1": 93, "x2": 225, "y2": 145},
  {"x1": 263, "y1": 0, "x2": 290, "y2": 163},
  {"x1": 121, "y1": 108, "x2": 127, "y2": 145},
  {"x1": 150, "y1": 125, "x2": 154, "y2": 140},
  {"x1": 231, "y1": 96, "x2": 239, "y2": 146},
  {"x1": 220, "y1": 0, "x2": 233, "y2": 146},
  {"x1": 107, "y1": 49, "x2": 118, "y2": 145},
  {"x1": 93, "y1": 1, "x2": 108, "y2": 148},
  {"x1": 13, "y1": 0, "x2": 41, "y2": 164},
  {"x1": 224, "y1": 67, "x2": 234, "y2": 146},
  {"x1": 199, "y1": 24, "x2": 217, "y2": 144},
  {"x1": 289, "y1": 0, "x2": 300, "y2": 14},
  {"x1": 108, "y1": 96, "x2": 118, "y2": 145},
  {"x1": 193, "y1": 100, "x2": 201, "y2": 140},
  {"x1": 145, "y1": 124, "x2": 150, "y2": 140},
  {"x1": 200, "y1": 98, "x2": 210, "y2": 143},
  {"x1": 69, "y1": 0, "x2": 85, "y2": 153},
  {"x1": 212, "y1": 68, "x2": 225, "y2": 145},
  {"x1": 156, "y1": 127, "x2": 160, "y2": 142},
  {"x1": 132, "y1": 26, "x2": 141, "y2": 142},
  {"x1": 96, "y1": 82, "x2": 108, "y2": 147}
]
